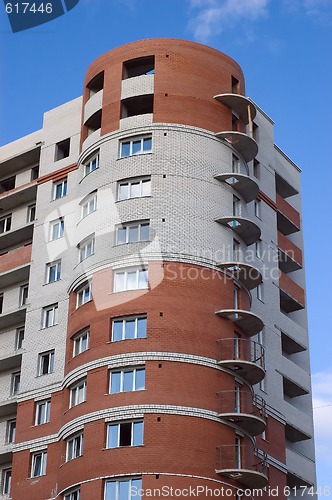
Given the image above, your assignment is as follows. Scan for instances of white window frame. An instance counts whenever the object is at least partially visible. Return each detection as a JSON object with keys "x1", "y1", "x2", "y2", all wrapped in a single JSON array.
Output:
[
  {"x1": 64, "y1": 488, "x2": 80, "y2": 500},
  {"x1": 35, "y1": 399, "x2": 51, "y2": 425},
  {"x1": 27, "y1": 204, "x2": 36, "y2": 222},
  {"x1": 2, "y1": 469, "x2": 11, "y2": 496},
  {"x1": 116, "y1": 220, "x2": 150, "y2": 245},
  {"x1": 46, "y1": 260, "x2": 61, "y2": 283},
  {"x1": 52, "y1": 178, "x2": 67, "y2": 200},
  {"x1": 6, "y1": 419, "x2": 16, "y2": 444},
  {"x1": 78, "y1": 235, "x2": 95, "y2": 262},
  {"x1": 66, "y1": 433, "x2": 84, "y2": 461},
  {"x1": 113, "y1": 268, "x2": 148, "y2": 293},
  {"x1": 76, "y1": 283, "x2": 92, "y2": 308},
  {"x1": 104, "y1": 478, "x2": 142, "y2": 500},
  {"x1": 109, "y1": 367, "x2": 145, "y2": 394},
  {"x1": 117, "y1": 176, "x2": 151, "y2": 201},
  {"x1": 42, "y1": 303, "x2": 58, "y2": 328},
  {"x1": 0, "y1": 214, "x2": 12, "y2": 234},
  {"x1": 81, "y1": 192, "x2": 97, "y2": 219},
  {"x1": 256, "y1": 283, "x2": 264, "y2": 302},
  {"x1": 73, "y1": 329, "x2": 90, "y2": 356},
  {"x1": 31, "y1": 450, "x2": 47, "y2": 477},
  {"x1": 11, "y1": 372, "x2": 20, "y2": 395},
  {"x1": 70, "y1": 379, "x2": 87, "y2": 408},
  {"x1": 255, "y1": 240, "x2": 262, "y2": 259},
  {"x1": 254, "y1": 199, "x2": 261, "y2": 218},
  {"x1": 38, "y1": 350, "x2": 55, "y2": 376},
  {"x1": 19, "y1": 284, "x2": 29, "y2": 306},
  {"x1": 49, "y1": 218, "x2": 65, "y2": 241},
  {"x1": 15, "y1": 327, "x2": 24, "y2": 350},
  {"x1": 112, "y1": 316, "x2": 147, "y2": 342},
  {"x1": 232, "y1": 154, "x2": 240, "y2": 173},
  {"x1": 119, "y1": 135, "x2": 152, "y2": 158},
  {"x1": 106, "y1": 420, "x2": 143, "y2": 448},
  {"x1": 83, "y1": 151, "x2": 99, "y2": 177}
]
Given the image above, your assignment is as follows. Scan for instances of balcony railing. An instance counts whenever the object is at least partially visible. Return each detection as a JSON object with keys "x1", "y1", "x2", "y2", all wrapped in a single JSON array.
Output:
[
  {"x1": 217, "y1": 390, "x2": 266, "y2": 436},
  {"x1": 216, "y1": 444, "x2": 268, "y2": 488},
  {"x1": 217, "y1": 338, "x2": 265, "y2": 385}
]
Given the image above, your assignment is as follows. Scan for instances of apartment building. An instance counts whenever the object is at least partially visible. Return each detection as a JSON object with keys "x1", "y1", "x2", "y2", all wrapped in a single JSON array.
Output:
[{"x1": 0, "y1": 38, "x2": 316, "y2": 499}]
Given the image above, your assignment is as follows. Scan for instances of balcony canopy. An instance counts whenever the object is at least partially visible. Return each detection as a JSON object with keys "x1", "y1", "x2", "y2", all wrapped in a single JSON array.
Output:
[
  {"x1": 214, "y1": 93, "x2": 256, "y2": 125},
  {"x1": 215, "y1": 173, "x2": 259, "y2": 203},
  {"x1": 216, "y1": 309, "x2": 264, "y2": 336},
  {"x1": 216, "y1": 217, "x2": 261, "y2": 246},
  {"x1": 217, "y1": 262, "x2": 262, "y2": 290},
  {"x1": 216, "y1": 131, "x2": 258, "y2": 163}
]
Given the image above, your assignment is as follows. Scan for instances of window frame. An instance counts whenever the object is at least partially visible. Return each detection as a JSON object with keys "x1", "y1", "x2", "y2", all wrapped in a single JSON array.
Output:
[
  {"x1": 83, "y1": 151, "x2": 99, "y2": 177},
  {"x1": 27, "y1": 203, "x2": 36, "y2": 222},
  {"x1": 78, "y1": 235, "x2": 95, "y2": 262},
  {"x1": 73, "y1": 328, "x2": 90, "y2": 357},
  {"x1": 119, "y1": 135, "x2": 152, "y2": 159},
  {"x1": 42, "y1": 303, "x2": 59, "y2": 328},
  {"x1": 49, "y1": 218, "x2": 65, "y2": 241},
  {"x1": 64, "y1": 488, "x2": 81, "y2": 500},
  {"x1": 116, "y1": 220, "x2": 150, "y2": 245},
  {"x1": 254, "y1": 198, "x2": 261, "y2": 219},
  {"x1": 46, "y1": 260, "x2": 62, "y2": 284},
  {"x1": 66, "y1": 432, "x2": 84, "y2": 462},
  {"x1": 38, "y1": 350, "x2": 55, "y2": 376},
  {"x1": 117, "y1": 176, "x2": 151, "y2": 201},
  {"x1": 111, "y1": 316, "x2": 147, "y2": 342},
  {"x1": 52, "y1": 178, "x2": 68, "y2": 200},
  {"x1": 104, "y1": 478, "x2": 142, "y2": 500},
  {"x1": 113, "y1": 268, "x2": 148, "y2": 293},
  {"x1": 30, "y1": 450, "x2": 47, "y2": 478},
  {"x1": 106, "y1": 420, "x2": 143, "y2": 449},
  {"x1": 0, "y1": 214, "x2": 12, "y2": 234},
  {"x1": 15, "y1": 327, "x2": 25, "y2": 350},
  {"x1": 19, "y1": 284, "x2": 29, "y2": 307},
  {"x1": 11, "y1": 372, "x2": 20, "y2": 395},
  {"x1": 69, "y1": 379, "x2": 87, "y2": 408},
  {"x1": 6, "y1": 419, "x2": 16, "y2": 444},
  {"x1": 76, "y1": 283, "x2": 92, "y2": 308},
  {"x1": 35, "y1": 399, "x2": 51, "y2": 425},
  {"x1": 2, "y1": 469, "x2": 11, "y2": 496},
  {"x1": 109, "y1": 367, "x2": 145, "y2": 394},
  {"x1": 81, "y1": 192, "x2": 97, "y2": 219}
]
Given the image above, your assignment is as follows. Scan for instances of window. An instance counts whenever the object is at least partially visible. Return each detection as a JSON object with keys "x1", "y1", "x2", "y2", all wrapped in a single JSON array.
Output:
[
  {"x1": 235, "y1": 384, "x2": 241, "y2": 413},
  {"x1": 6, "y1": 420, "x2": 16, "y2": 444},
  {"x1": 254, "y1": 199, "x2": 261, "y2": 218},
  {"x1": 232, "y1": 114, "x2": 239, "y2": 132},
  {"x1": 2, "y1": 469, "x2": 11, "y2": 496},
  {"x1": 120, "y1": 136, "x2": 152, "y2": 158},
  {"x1": 113, "y1": 268, "x2": 148, "y2": 292},
  {"x1": 116, "y1": 221, "x2": 150, "y2": 245},
  {"x1": 253, "y1": 159, "x2": 260, "y2": 179},
  {"x1": 27, "y1": 204, "x2": 36, "y2": 222},
  {"x1": 66, "y1": 433, "x2": 84, "y2": 461},
  {"x1": 255, "y1": 240, "x2": 262, "y2": 259},
  {"x1": 83, "y1": 151, "x2": 99, "y2": 177},
  {"x1": 15, "y1": 327, "x2": 25, "y2": 350},
  {"x1": 73, "y1": 329, "x2": 89, "y2": 356},
  {"x1": 55, "y1": 138, "x2": 70, "y2": 161},
  {"x1": 232, "y1": 154, "x2": 240, "y2": 173},
  {"x1": 112, "y1": 316, "x2": 147, "y2": 342},
  {"x1": 0, "y1": 176, "x2": 15, "y2": 193},
  {"x1": 78, "y1": 235, "x2": 95, "y2": 262},
  {"x1": 53, "y1": 178, "x2": 67, "y2": 200},
  {"x1": 0, "y1": 293, "x2": 3, "y2": 314},
  {"x1": 117, "y1": 176, "x2": 151, "y2": 201},
  {"x1": 253, "y1": 122, "x2": 259, "y2": 142},
  {"x1": 110, "y1": 368, "x2": 145, "y2": 394},
  {"x1": 46, "y1": 260, "x2": 61, "y2": 283},
  {"x1": 50, "y1": 218, "x2": 64, "y2": 240},
  {"x1": 233, "y1": 196, "x2": 241, "y2": 217},
  {"x1": 0, "y1": 214, "x2": 12, "y2": 234},
  {"x1": 107, "y1": 420, "x2": 143, "y2": 448},
  {"x1": 31, "y1": 166, "x2": 39, "y2": 180},
  {"x1": 64, "y1": 488, "x2": 81, "y2": 500},
  {"x1": 70, "y1": 379, "x2": 86, "y2": 407},
  {"x1": 19, "y1": 284, "x2": 29, "y2": 306},
  {"x1": 35, "y1": 399, "x2": 51, "y2": 425},
  {"x1": 256, "y1": 283, "x2": 264, "y2": 302},
  {"x1": 105, "y1": 478, "x2": 142, "y2": 500},
  {"x1": 76, "y1": 283, "x2": 92, "y2": 307},
  {"x1": 11, "y1": 372, "x2": 20, "y2": 395},
  {"x1": 123, "y1": 55, "x2": 154, "y2": 79},
  {"x1": 42, "y1": 304, "x2": 58, "y2": 328},
  {"x1": 233, "y1": 239, "x2": 241, "y2": 261},
  {"x1": 81, "y1": 192, "x2": 97, "y2": 218},
  {"x1": 38, "y1": 350, "x2": 55, "y2": 376},
  {"x1": 235, "y1": 436, "x2": 241, "y2": 468},
  {"x1": 31, "y1": 450, "x2": 47, "y2": 477},
  {"x1": 232, "y1": 76, "x2": 239, "y2": 94},
  {"x1": 121, "y1": 95, "x2": 154, "y2": 119},
  {"x1": 234, "y1": 285, "x2": 239, "y2": 310}
]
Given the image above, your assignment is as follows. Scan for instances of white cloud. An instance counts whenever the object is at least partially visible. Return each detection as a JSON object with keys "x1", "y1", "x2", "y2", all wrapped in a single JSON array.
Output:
[
  {"x1": 188, "y1": 0, "x2": 270, "y2": 42},
  {"x1": 312, "y1": 371, "x2": 332, "y2": 466}
]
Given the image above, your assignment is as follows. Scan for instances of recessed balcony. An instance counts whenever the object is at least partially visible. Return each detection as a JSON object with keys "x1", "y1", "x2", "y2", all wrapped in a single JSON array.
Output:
[
  {"x1": 278, "y1": 231, "x2": 302, "y2": 273},
  {"x1": 214, "y1": 94, "x2": 257, "y2": 125},
  {"x1": 215, "y1": 309, "x2": 264, "y2": 337},
  {"x1": 276, "y1": 194, "x2": 300, "y2": 235},
  {"x1": 0, "y1": 223, "x2": 34, "y2": 252},
  {"x1": 216, "y1": 444, "x2": 268, "y2": 489},
  {"x1": 215, "y1": 131, "x2": 258, "y2": 163},
  {"x1": 279, "y1": 272, "x2": 305, "y2": 313},
  {"x1": 217, "y1": 338, "x2": 265, "y2": 385},
  {"x1": 218, "y1": 391, "x2": 266, "y2": 436},
  {"x1": 0, "y1": 307, "x2": 26, "y2": 330},
  {"x1": 0, "y1": 182, "x2": 37, "y2": 212},
  {"x1": 216, "y1": 217, "x2": 261, "y2": 246},
  {"x1": 217, "y1": 262, "x2": 262, "y2": 290},
  {"x1": 0, "y1": 244, "x2": 32, "y2": 288},
  {"x1": 285, "y1": 423, "x2": 311, "y2": 442},
  {"x1": 283, "y1": 376, "x2": 309, "y2": 398},
  {"x1": 215, "y1": 173, "x2": 259, "y2": 203}
]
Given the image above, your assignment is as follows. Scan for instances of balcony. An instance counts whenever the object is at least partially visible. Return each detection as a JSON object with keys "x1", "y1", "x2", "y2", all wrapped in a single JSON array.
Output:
[
  {"x1": 217, "y1": 262, "x2": 262, "y2": 290},
  {"x1": 285, "y1": 423, "x2": 311, "y2": 442},
  {"x1": 0, "y1": 182, "x2": 37, "y2": 212},
  {"x1": 0, "y1": 145, "x2": 40, "y2": 177},
  {"x1": 275, "y1": 173, "x2": 298, "y2": 199},
  {"x1": 217, "y1": 338, "x2": 265, "y2": 385},
  {"x1": 0, "y1": 307, "x2": 26, "y2": 330},
  {"x1": 215, "y1": 309, "x2": 264, "y2": 337},
  {"x1": 0, "y1": 400, "x2": 17, "y2": 419},
  {"x1": 214, "y1": 94, "x2": 256, "y2": 125},
  {"x1": 0, "y1": 245, "x2": 32, "y2": 288},
  {"x1": 276, "y1": 194, "x2": 300, "y2": 235},
  {"x1": 0, "y1": 353, "x2": 22, "y2": 373},
  {"x1": 216, "y1": 444, "x2": 268, "y2": 488},
  {"x1": 279, "y1": 272, "x2": 305, "y2": 313},
  {"x1": 283, "y1": 376, "x2": 309, "y2": 398},
  {"x1": 121, "y1": 73, "x2": 154, "y2": 100},
  {"x1": 215, "y1": 173, "x2": 259, "y2": 203},
  {"x1": 215, "y1": 131, "x2": 258, "y2": 163},
  {"x1": 0, "y1": 223, "x2": 34, "y2": 252},
  {"x1": 215, "y1": 217, "x2": 261, "y2": 246},
  {"x1": 278, "y1": 232, "x2": 302, "y2": 273},
  {"x1": 218, "y1": 391, "x2": 266, "y2": 435},
  {"x1": 84, "y1": 89, "x2": 103, "y2": 124}
]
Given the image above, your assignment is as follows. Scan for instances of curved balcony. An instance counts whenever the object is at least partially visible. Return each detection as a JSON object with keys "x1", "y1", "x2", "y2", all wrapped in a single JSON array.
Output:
[
  {"x1": 215, "y1": 131, "x2": 258, "y2": 163},
  {"x1": 214, "y1": 94, "x2": 256, "y2": 125},
  {"x1": 218, "y1": 391, "x2": 266, "y2": 436},
  {"x1": 217, "y1": 338, "x2": 265, "y2": 385},
  {"x1": 217, "y1": 262, "x2": 262, "y2": 290},
  {"x1": 216, "y1": 445, "x2": 268, "y2": 489},
  {"x1": 215, "y1": 217, "x2": 261, "y2": 246},
  {"x1": 214, "y1": 173, "x2": 259, "y2": 203},
  {"x1": 84, "y1": 89, "x2": 103, "y2": 124},
  {"x1": 215, "y1": 309, "x2": 263, "y2": 337}
]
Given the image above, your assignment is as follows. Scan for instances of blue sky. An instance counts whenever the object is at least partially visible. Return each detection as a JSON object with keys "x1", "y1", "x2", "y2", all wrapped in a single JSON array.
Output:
[{"x1": 1, "y1": 0, "x2": 331, "y2": 491}]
